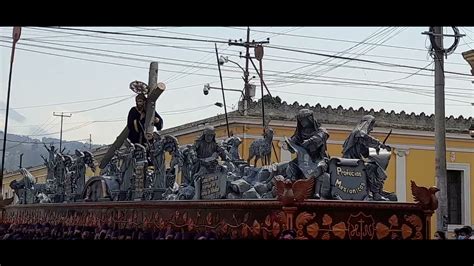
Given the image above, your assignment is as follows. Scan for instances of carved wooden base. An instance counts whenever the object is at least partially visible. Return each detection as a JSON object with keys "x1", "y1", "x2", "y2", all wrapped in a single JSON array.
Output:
[{"x1": 1, "y1": 200, "x2": 433, "y2": 240}]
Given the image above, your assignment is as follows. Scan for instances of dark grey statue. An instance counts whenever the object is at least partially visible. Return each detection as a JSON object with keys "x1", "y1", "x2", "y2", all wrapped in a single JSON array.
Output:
[
  {"x1": 68, "y1": 150, "x2": 96, "y2": 200},
  {"x1": 176, "y1": 126, "x2": 230, "y2": 200},
  {"x1": 191, "y1": 126, "x2": 230, "y2": 180},
  {"x1": 119, "y1": 141, "x2": 136, "y2": 200},
  {"x1": 285, "y1": 109, "x2": 331, "y2": 199},
  {"x1": 102, "y1": 151, "x2": 120, "y2": 177},
  {"x1": 223, "y1": 136, "x2": 242, "y2": 161},
  {"x1": 41, "y1": 144, "x2": 57, "y2": 182},
  {"x1": 342, "y1": 115, "x2": 394, "y2": 201},
  {"x1": 10, "y1": 168, "x2": 51, "y2": 204},
  {"x1": 179, "y1": 144, "x2": 197, "y2": 187},
  {"x1": 247, "y1": 128, "x2": 273, "y2": 166},
  {"x1": 151, "y1": 133, "x2": 181, "y2": 190}
]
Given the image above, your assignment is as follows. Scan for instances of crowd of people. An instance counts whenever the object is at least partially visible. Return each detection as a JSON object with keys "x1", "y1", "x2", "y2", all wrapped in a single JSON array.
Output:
[
  {"x1": 0, "y1": 223, "x2": 218, "y2": 240},
  {"x1": 0, "y1": 222, "x2": 302, "y2": 240},
  {"x1": 5, "y1": 222, "x2": 474, "y2": 240},
  {"x1": 434, "y1": 226, "x2": 474, "y2": 240},
  {"x1": 0, "y1": 222, "x2": 300, "y2": 240}
]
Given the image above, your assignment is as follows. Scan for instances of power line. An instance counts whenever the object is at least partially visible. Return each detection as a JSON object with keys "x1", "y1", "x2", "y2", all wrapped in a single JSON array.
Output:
[
  {"x1": 67, "y1": 96, "x2": 133, "y2": 114},
  {"x1": 0, "y1": 42, "x2": 245, "y2": 79},
  {"x1": 51, "y1": 27, "x2": 230, "y2": 44},
  {"x1": 5, "y1": 35, "x2": 471, "y2": 86},
  {"x1": 0, "y1": 138, "x2": 89, "y2": 145},
  {"x1": 311, "y1": 27, "x2": 407, "y2": 78},
  {"x1": 1, "y1": 43, "x2": 469, "y2": 106},
  {"x1": 1, "y1": 115, "x2": 60, "y2": 151},
  {"x1": 265, "y1": 78, "x2": 471, "y2": 104},
  {"x1": 12, "y1": 32, "x2": 468, "y2": 67},
  {"x1": 8, "y1": 118, "x2": 125, "y2": 128},
  {"x1": 0, "y1": 44, "x2": 243, "y2": 79},
  {"x1": 227, "y1": 27, "x2": 442, "y2": 53},
  {"x1": 460, "y1": 28, "x2": 474, "y2": 50},
  {"x1": 22, "y1": 28, "x2": 473, "y2": 79},
  {"x1": 21, "y1": 28, "x2": 471, "y2": 77},
  {"x1": 0, "y1": 94, "x2": 133, "y2": 111},
  {"x1": 261, "y1": 68, "x2": 472, "y2": 94},
  {"x1": 1, "y1": 35, "x2": 470, "y2": 102},
  {"x1": 3, "y1": 39, "x2": 469, "y2": 94},
  {"x1": 271, "y1": 89, "x2": 468, "y2": 106},
  {"x1": 463, "y1": 27, "x2": 474, "y2": 34},
  {"x1": 0, "y1": 45, "x2": 468, "y2": 106},
  {"x1": 8, "y1": 104, "x2": 224, "y2": 136},
  {"x1": 0, "y1": 37, "x2": 222, "y2": 68},
  {"x1": 282, "y1": 27, "x2": 405, "y2": 83},
  {"x1": 382, "y1": 62, "x2": 434, "y2": 83},
  {"x1": 26, "y1": 27, "x2": 233, "y2": 55},
  {"x1": 276, "y1": 27, "x2": 392, "y2": 83},
  {"x1": 266, "y1": 45, "x2": 473, "y2": 77},
  {"x1": 265, "y1": 74, "x2": 473, "y2": 98},
  {"x1": 246, "y1": 53, "x2": 472, "y2": 82},
  {"x1": 17, "y1": 27, "x2": 152, "y2": 41},
  {"x1": 28, "y1": 121, "x2": 93, "y2": 137},
  {"x1": 0, "y1": 43, "x2": 147, "y2": 70},
  {"x1": 163, "y1": 42, "x2": 231, "y2": 84},
  {"x1": 3, "y1": 37, "x2": 422, "y2": 80},
  {"x1": 135, "y1": 27, "x2": 229, "y2": 41}
]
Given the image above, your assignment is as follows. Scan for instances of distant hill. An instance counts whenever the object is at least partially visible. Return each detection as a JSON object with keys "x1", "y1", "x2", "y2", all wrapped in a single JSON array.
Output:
[{"x1": 1, "y1": 131, "x2": 103, "y2": 173}]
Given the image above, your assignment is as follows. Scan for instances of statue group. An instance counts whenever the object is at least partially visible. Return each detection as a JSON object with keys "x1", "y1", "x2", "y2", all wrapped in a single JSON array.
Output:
[
  {"x1": 10, "y1": 108, "x2": 397, "y2": 204},
  {"x1": 10, "y1": 144, "x2": 96, "y2": 204}
]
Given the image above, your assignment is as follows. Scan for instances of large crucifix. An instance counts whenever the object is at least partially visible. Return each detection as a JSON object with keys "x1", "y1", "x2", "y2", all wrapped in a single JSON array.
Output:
[{"x1": 99, "y1": 62, "x2": 165, "y2": 170}]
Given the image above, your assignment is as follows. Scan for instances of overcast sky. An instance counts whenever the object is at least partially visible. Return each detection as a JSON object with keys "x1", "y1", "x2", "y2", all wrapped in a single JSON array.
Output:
[{"x1": 0, "y1": 27, "x2": 473, "y2": 145}]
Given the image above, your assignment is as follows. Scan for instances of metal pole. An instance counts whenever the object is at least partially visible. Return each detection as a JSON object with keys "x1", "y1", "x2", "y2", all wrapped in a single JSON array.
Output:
[
  {"x1": 243, "y1": 27, "x2": 251, "y2": 116},
  {"x1": 60, "y1": 115, "x2": 64, "y2": 152},
  {"x1": 433, "y1": 26, "x2": 448, "y2": 232},
  {"x1": 215, "y1": 44, "x2": 230, "y2": 138},
  {"x1": 0, "y1": 31, "x2": 19, "y2": 191},
  {"x1": 259, "y1": 57, "x2": 265, "y2": 129}
]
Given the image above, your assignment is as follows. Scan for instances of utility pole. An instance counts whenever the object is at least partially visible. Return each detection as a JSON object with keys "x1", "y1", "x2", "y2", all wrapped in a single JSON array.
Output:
[
  {"x1": 89, "y1": 134, "x2": 92, "y2": 150},
  {"x1": 228, "y1": 27, "x2": 269, "y2": 116},
  {"x1": 53, "y1": 112, "x2": 72, "y2": 153},
  {"x1": 433, "y1": 26, "x2": 448, "y2": 232},
  {"x1": 423, "y1": 27, "x2": 463, "y2": 232}
]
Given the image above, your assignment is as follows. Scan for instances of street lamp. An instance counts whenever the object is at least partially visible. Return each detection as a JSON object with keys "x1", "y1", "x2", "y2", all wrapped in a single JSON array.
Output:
[
  {"x1": 218, "y1": 56, "x2": 257, "y2": 115},
  {"x1": 219, "y1": 56, "x2": 258, "y2": 83},
  {"x1": 219, "y1": 56, "x2": 246, "y2": 73}
]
